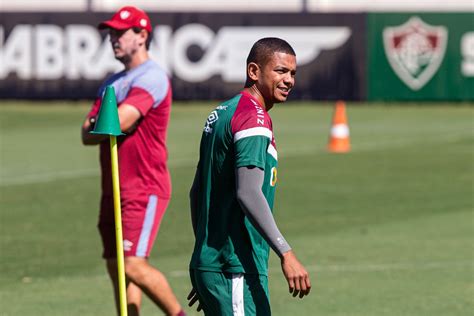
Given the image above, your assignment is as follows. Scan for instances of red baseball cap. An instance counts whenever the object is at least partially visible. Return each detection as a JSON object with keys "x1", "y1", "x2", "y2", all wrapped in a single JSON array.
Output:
[{"x1": 98, "y1": 6, "x2": 152, "y2": 33}]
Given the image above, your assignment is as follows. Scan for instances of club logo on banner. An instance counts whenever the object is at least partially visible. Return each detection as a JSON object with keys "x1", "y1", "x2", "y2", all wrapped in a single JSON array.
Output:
[{"x1": 383, "y1": 17, "x2": 448, "y2": 91}]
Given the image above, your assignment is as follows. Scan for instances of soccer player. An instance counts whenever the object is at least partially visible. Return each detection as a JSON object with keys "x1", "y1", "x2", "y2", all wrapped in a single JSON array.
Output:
[
  {"x1": 81, "y1": 6, "x2": 185, "y2": 316},
  {"x1": 188, "y1": 38, "x2": 311, "y2": 315}
]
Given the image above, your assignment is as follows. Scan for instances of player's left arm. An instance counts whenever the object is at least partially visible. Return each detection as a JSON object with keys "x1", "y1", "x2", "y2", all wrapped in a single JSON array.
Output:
[
  {"x1": 235, "y1": 166, "x2": 311, "y2": 298},
  {"x1": 81, "y1": 104, "x2": 141, "y2": 144},
  {"x1": 117, "y1": 81, "x2": 161, "y2": 133},
  {"x1": 235, "y1": 166, "x2": 291, "y2": 255},
  {"x1": 117, "y1": 104, "x2": 141, "y2": 133}
]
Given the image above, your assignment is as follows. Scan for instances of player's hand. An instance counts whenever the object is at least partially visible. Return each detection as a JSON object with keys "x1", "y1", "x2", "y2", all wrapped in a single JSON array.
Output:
[
  {"x1": 280, "y1": 250, "x2": 311, "y2": 298},
  {"x1": 187, "y1": 288, "x2": 203, "y2": 312}
]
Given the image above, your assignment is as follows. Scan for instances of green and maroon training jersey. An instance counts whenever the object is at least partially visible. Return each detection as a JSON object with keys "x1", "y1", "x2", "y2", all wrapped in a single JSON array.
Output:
[{"x1": 190, "y1": 91, "x2": 279, "y2": 276}]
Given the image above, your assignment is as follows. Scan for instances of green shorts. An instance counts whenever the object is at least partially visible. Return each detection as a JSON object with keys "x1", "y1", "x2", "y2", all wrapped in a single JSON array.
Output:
[{"x1": 190, "y1": 269, "x2": 271, "y2": 316}]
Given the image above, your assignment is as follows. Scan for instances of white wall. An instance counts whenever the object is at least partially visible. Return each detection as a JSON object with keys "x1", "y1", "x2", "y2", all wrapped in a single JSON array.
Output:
[
  {"x1": 0, "y1": 0, "x2": 87, "y2": 11},
  {"x1": 1, "y1": 0, "x2": 472, "y2": 12},
  {"x1": 92, "y1": 0, "x2": 302, "y2": 12}
]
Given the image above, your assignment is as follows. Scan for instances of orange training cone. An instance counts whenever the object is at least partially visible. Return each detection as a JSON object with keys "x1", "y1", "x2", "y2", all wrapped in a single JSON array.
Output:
[{"x1": 327, "y1": 100, "x2": 351, "y2": 153}]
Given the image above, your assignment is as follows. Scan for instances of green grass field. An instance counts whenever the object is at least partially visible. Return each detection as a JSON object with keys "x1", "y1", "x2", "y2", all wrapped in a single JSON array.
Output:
[{"x1": 0, "y1": 101, "x2": 473, "y2": 315}]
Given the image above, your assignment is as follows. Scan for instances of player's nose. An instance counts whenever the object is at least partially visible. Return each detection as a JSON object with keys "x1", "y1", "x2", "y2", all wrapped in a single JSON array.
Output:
[{"x1": 283, "y1": 73, "x2": 294, "y2": 87}]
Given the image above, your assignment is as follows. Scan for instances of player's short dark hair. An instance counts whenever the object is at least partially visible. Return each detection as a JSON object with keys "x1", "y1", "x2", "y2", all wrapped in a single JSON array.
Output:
[
  {"x1": 132, "y1": 27, "x2": 152, "y2": 50},
  {"x1": 245, "y1": 37, "x2": 296, "y2": 87}
]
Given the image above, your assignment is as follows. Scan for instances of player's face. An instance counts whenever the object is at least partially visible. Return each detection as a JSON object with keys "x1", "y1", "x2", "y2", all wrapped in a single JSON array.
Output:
[
  {"x1": 109, "y1": 28, "x2": 143, "y2": 63},
  {"x1": 258, "y1": 52, "x2": 296, "y2": 104}
]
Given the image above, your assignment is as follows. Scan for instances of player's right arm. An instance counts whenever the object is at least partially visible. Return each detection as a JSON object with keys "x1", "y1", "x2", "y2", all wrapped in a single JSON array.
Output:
[
  {"x1": 189, "y1": 165, "x2": 200, "y2": 236},
  {"x1": 82, "y1": 116, "x2": 106, "y2": 145},
  {"x1": 188, "y1": 165, "x2": 202, "y2": 311},
  {"x1": 82, "y1": 98, "x2": 106, "y2": 145}
]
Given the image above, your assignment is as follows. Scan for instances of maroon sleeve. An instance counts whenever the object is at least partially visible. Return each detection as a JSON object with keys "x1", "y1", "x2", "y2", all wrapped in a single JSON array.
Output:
[
  {"x1": 231, "y1": 98, "x2": 272, "y2": 135},
  {"x1": 120, "y1": 87, "x2": 155, "y2": 116}
]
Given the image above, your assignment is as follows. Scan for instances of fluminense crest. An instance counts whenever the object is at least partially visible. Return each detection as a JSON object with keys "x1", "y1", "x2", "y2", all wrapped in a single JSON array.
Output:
[{"x1": 383, "y1": 16, "x2": 448, "y2": 90}]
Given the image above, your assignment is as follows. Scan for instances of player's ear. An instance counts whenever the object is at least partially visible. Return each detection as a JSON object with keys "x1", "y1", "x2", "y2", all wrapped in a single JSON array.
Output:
[
  {"x1": 138, "y1": 29, "x2": 148, "y2": 46},
  {"x1": 247, "y1": 62, "x2": 260, "y2": 82}
]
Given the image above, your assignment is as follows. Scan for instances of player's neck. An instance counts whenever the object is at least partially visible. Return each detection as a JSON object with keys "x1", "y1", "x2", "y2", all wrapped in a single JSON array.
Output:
[
  {"x1": 124, "y1": 50, "x2": 150, "y2": 71},
  {"x1": 244, "y1": 86, "x2": 273, "y2": 111}
]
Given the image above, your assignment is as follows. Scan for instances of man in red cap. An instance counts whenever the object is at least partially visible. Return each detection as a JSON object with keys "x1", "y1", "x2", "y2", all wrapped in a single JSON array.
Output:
[{"x1": 81, "y1": 6, "x2": 186, "y2": 316}]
